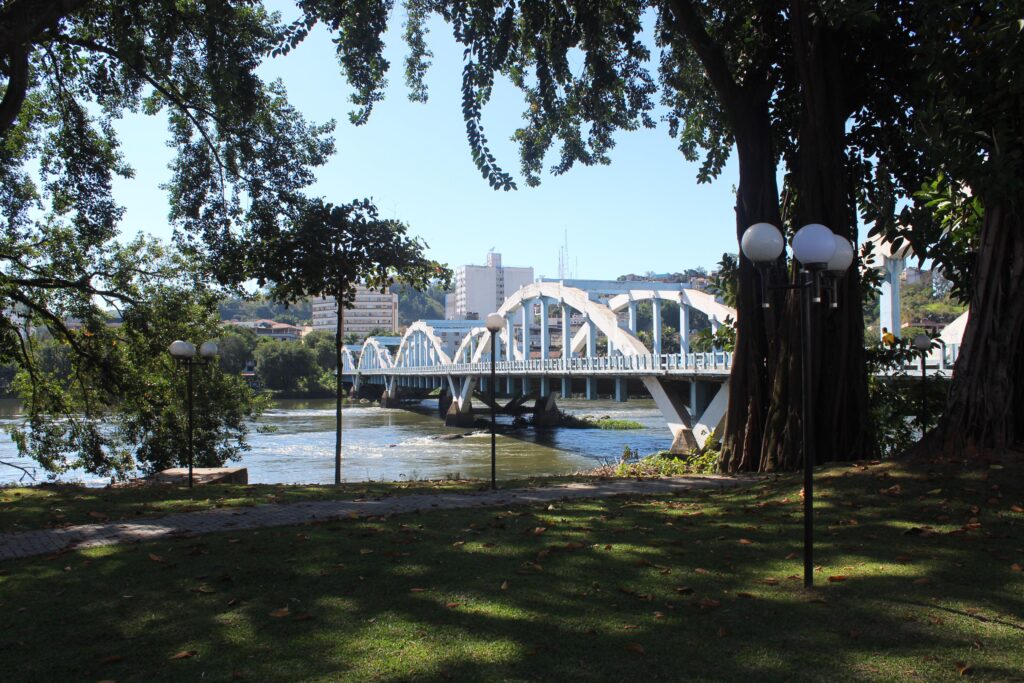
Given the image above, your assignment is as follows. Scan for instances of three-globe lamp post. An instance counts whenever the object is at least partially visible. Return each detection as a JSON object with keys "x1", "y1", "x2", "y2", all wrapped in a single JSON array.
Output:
[
  {"x1": 740, "y1": 222, "x2": 854, "y2": 588},
  {"x1": 485, "y1": 313, "x2": 505, "y2": 490},
  {"x1": 168, "y1": 339, "x2": 219, "y2": 488}
]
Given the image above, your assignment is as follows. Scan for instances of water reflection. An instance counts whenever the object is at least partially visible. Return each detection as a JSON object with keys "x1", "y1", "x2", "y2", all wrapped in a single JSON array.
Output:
[{"x1": 0, "y1": 397, "x2": 672, "y2": 486}]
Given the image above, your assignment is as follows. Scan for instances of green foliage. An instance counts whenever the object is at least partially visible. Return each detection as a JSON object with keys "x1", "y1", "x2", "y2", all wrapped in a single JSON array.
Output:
[
  {"x1": 393, "y1": 281, "x2": 447, "y2": 326},
  {"x1": 219, "y1": 297, "x2": 314, "y2": 325},
  {"x1": 610, "y1": 449, "x2": 718, "y2": 477},
  {"x1": 559, "y1": 414, "x2": 643, "y2": 430},
  {"x1": 690, "y1": 316, "x2": 736, "y2": 353},
  {"x1": 216, "y1": 327, "x2": 258, "y2": 375},
  {"x1": 864, "y1": 339, "x2": 946, "y2": 458},
  {"x1": 302, "y1": 330, "x2": 338, "y2": 373},
  {"x1": 8, "y1": 260, "x2": 268, "y2": 478},
  {"x1": 254, "y1": 341, "x2": 319, "y2": 392},
  {"x1": 707, "y1": 253, "x2": 738, "y2": 308}
]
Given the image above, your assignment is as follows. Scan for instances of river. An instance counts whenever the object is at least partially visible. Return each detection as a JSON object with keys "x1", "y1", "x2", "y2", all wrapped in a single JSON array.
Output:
[{"x1": 0, "y1": 398, "x2": 673, "y2": 486}]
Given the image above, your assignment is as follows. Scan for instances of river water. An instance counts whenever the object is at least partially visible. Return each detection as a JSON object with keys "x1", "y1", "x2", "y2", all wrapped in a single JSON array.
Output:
[{"x1": 0, "y1": 398, "x2": 673, "y2": 486}]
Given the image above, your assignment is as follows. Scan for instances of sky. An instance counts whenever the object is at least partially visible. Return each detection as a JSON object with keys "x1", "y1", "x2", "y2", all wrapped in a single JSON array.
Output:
[{"x1": 108, "y1": 8, "x2": 741, "y2": 282}]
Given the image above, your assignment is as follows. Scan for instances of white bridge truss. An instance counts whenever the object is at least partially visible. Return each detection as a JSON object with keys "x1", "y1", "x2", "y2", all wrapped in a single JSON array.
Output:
[{"x1": 347, "y1": 281, "x2": 958, "y2": 452}]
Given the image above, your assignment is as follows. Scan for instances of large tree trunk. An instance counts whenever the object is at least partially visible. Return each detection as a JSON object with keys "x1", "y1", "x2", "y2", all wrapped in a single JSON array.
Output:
[
  {"x1": 718, "y1": 105, "x2": 783, "y2": 472},
  {"x1": 939, "y1": 201, "x2": 1024, "y2": 453},
  {"x1": 759, "y1": 3, "x2": 873, "y2": 470},
  {"x1": 334, "y1": 298, "x2": 345, "y2": 485}
]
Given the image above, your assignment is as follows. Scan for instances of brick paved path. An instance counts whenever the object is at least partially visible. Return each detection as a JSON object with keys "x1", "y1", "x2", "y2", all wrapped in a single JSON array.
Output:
[{"x1": 0, "y1": 476, "x2": 755, "y2": 562}]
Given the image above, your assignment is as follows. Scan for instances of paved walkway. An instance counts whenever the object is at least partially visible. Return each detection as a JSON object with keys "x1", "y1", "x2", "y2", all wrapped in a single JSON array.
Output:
[{"x1": 0, "y1": 476, "x2": 756, "y2": 562}]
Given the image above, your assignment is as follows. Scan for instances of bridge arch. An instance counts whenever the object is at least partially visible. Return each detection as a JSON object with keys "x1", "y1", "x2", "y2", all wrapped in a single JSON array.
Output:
[
  {"x1": 394, "y1": 321, "x2": 454, "y2": 369},
  {"x1": 355, "y1": 337, "x2": 395, "y2": 373}
]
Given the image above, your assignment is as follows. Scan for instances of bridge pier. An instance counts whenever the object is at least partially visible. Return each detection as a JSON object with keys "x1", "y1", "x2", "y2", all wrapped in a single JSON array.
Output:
[
  {"x1": 561, "y1": 376, "x2": 571, "y2": 399},
  {"x1": 585, "y1": 377, "x2": 597, "y2": 400},
  {"x1": 533, "y1": 393, "x2": 560, "y2": 428},
  {"x1": 614, "y1": 377, "x2": 627, "y2": 402}
]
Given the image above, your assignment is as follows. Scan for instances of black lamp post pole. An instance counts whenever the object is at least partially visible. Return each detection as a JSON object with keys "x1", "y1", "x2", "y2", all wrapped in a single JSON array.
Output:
[
  {"x1": 920, "y1": 350, "x2": 928, "y2": 429},
  {"x1": 186, "y1": 359, "x2": 195, "y2": 489},
  {"x1": 799, "y1": 269, "x2": 816, "y2": 589},
  {"x1": 490, "y1": 328, "x2": 497, "y2": 490}
]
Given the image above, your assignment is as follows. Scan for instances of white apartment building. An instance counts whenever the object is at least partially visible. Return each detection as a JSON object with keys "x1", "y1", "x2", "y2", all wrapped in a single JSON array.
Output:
[
  {"x1": 311, "y1": 286, "x2": 398, "y2": 337},
  {"x1": 447, "y1": 252, "x2": 533, "y2": 320}
]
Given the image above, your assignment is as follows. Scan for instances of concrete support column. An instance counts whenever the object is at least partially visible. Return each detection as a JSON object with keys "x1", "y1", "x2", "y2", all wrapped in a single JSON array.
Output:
[
  {"x1": 505, "y1": 316, "x2": 514, "y2": 361},
  {"x1": 614, "y1": 377, "x2": 627, "y2": 402},
  {"x1": 585, "y1": 317, "x2": 597, "y2": 400},
  {"x1": 628, "y1": 300, "x2": 638, "y2": 333},
  {"x1": 522, "y1": 301, "x2": 532, "y2": 361},
  {"x1": 652, "y1": 298, "x2": 662, "y2": 356},
  {"x1": 539, "y1": 298, "x2": 549, "y2": 360},
  {"x1": 680, "y1": 303, "x2": 690, "y2": 355},
  {"x1": 880, "y1": 256, "x2": 905, "y2": 339},
  {"x1": 561, "y1": 376, "x2": 571, "y2": 398},
  {"x1": 690, "y1": 381, "x2": 698, "y2": 416},
  {"x1": 561, "y1": 304, "x2": 571, "y2": 360}
]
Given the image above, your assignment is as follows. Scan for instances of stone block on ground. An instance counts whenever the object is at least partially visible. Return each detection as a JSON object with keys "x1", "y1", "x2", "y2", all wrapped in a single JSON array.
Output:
[{"x1": 153, "y1": 467, "x2": 248, "y2": 486}]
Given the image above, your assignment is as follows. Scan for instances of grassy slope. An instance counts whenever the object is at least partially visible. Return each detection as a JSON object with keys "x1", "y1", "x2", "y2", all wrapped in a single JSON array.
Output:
[{"x1": 0, "y1": 459, "x2": 1021, "y2": 682}]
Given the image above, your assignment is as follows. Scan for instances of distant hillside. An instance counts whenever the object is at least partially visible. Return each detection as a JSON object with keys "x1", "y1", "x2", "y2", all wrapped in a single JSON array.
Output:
[
  {"x1": 393, "y1": 282, "x2": 446, "y2": 326},
  {"x1": 219, "y1": 297, "x2": 313, "y2": 325}
]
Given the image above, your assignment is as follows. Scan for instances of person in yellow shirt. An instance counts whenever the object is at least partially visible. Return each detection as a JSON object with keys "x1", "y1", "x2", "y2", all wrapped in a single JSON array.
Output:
[{"x1": 881, "y1": 327, "x2": 896, "y2": 346}]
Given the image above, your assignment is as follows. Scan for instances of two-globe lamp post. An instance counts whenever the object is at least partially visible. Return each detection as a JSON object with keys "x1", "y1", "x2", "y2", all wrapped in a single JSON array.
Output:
[
  {"x1": 168, "y1": 339, "x2": 219, "y2": 488},
  {"x1": 741, "y1": 222, "x2": 854, "y2": 588},
  {"x1": 485, "y1": 313, "x2": 505, "y2": 491}
]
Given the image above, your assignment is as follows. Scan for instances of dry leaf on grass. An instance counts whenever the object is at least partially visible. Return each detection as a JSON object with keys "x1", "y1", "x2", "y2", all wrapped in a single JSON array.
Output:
[
  {"x1": 169, "y1": 650, "x2": 197, "y2": 660},
  {"x1": 269, "y1": 607, "x2": 290, "y2": 618}
]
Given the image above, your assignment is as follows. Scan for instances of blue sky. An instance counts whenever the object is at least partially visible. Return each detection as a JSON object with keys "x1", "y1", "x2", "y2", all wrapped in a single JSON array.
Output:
[{"x1": 109, "y1": 9, "x2": 741, "y2": 281}]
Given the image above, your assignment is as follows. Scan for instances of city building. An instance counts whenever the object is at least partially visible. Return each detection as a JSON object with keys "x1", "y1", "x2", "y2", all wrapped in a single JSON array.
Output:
[
  {"x1": 227, "y1": 319, "x2": 304, "y2": 341},
  {"x1": 310, "y1": 286, "x2": 399, "y2": 337},
  {"x1": 446, "y1": 251, "x2": 534, "y2": 320}
]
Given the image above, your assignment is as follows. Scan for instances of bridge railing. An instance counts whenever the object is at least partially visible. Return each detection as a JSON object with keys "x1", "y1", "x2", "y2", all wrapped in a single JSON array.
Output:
[{"x1": 355, "y1": 351, "x2": 734, "y2": 377}]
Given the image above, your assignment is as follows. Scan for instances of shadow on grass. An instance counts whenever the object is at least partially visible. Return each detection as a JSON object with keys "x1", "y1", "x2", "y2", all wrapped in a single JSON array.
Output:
[{"x1": 1, "y1": 458, "x2": 1022, "y2": 682}]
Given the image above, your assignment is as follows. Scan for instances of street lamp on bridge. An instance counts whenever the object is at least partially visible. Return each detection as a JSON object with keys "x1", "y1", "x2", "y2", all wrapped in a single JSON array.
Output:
[
  {"x1": 741, "y1": 222, "x2": 854, "y2": 589},
  {"x1": 168, "y1": 339, "x2": 219, "y2": 488},
  {"x1": 485, "y1": 313, "x2": 505, "y2": 490}
]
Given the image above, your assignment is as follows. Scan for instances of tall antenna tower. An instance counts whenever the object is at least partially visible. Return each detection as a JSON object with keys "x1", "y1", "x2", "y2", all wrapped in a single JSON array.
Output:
[{"x1": 557, "y1": 229, "x2": 569, "y2": 279}]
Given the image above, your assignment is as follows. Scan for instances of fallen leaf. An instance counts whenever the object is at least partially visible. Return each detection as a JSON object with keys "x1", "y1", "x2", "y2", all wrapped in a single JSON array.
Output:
[
  {"x1": 89, "y1": 511, "x2": 109, "y2": 520},
  {"x1": 736, "y1": 592, "x2": 755, "y2": 599},
  {"x1": 190, "y1": 584, "x2": 215, "y2": 594},
  {"x1": 269, "y1": 607, "x2": 290, "y2": 618},
  {"x1": 500, "y1": 581, "x2": 509, "y2": 591},
  {"x1": 359, "y1": 549, "x2": 373, "y2": 555},
  {"x1": 785, "y1": 552, "x2": 798, "y2": 560},
  {"x1": 717, "y1": 627, "x2": 729, "y2": 638},
  {"x1": 624, "y1": 644, "x2": 645, "y2": 654},
  {"x1": 169, "y1": 650, "x2": 197, "y2": 660},
  {"x1": 1011, "y1": 563, "x2": 1022, "y2": 573},
  {"x1": 760, "y1": 578, "x2": 780, "y2": 586},
  {"x1": 738, "y1": 539, "x2": 753, "y2": 545},
  {"x1": 1010, "y1": 505, "x2": 1023, "y2": 513},
  {"x1": 674, "y1": 586, "x2": 694, "y2": 595},
  {"x1": 409, "y1": 588, "x2": 427, "y2": 593},
  {"x1": 698, "y1": 598, "x2": 721, "y2": 610},
  {"x1": 148, "y1": 553, "x2": 166, "y2": 563},
  {"x1": 828, "y1": 575, "x2": 848, "y2": 583},
  {"x1": 445, "y1": 602, "x2": 460, "y2": 609},
  {"x1": 694, "y1": 568, "x2": 710, "y2": 575},
  {"x1": 955, "y1": 662, "x2": 973, "y2": 676},
  {"x1": 292, "y1": 612, "x2": 314, "y2": 622},
  {"x1": 532, "y1": 527, "x2": 547, "y2": 536}
]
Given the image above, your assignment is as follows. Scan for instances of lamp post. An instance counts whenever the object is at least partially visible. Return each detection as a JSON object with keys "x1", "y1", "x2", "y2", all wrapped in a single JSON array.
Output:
[
  {"x1": 485, "y1": 313, "x2": 504, "y2": 490},
  {"x1": 168, "y1": 339, "x2": 219, "y2": 488},
  {"x1": 913, "y1": 333, "x2": 932, "y2": 429},
  {"x1": 741, "y1": 222, "x2": 854, "y2": 588}
]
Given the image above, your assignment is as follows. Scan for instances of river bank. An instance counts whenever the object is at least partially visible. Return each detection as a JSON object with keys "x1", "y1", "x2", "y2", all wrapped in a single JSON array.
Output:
[{"x1": 0, "y1": 397, "x2": 674, "y2": 487}]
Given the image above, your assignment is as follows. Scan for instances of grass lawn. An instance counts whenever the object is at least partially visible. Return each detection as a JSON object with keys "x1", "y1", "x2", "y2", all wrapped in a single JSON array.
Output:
[
  {"x1": 0, "y1": 457, "x2": 1022, "y2": 682},
  {"x1": 0, "y1": 475, "x2": 603, "y2": 533}
]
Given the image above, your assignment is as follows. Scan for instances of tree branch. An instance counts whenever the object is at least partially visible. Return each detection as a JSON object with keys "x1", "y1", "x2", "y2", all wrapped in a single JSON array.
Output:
[
  {"x1": 662, "y1": 0, "x2": 745, "y2": 127},
  {"x1": 0, "y1": 45, "x2": 28, "y2": 131}
]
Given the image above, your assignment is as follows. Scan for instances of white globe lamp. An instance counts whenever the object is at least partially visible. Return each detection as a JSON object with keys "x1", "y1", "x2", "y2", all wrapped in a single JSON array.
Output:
[
  {"x1": 792, "y1": 223, "x2": 837, "y2": 267},
  {"x1": 741, "y1": 222, "x2": 786, "y2": 264}
]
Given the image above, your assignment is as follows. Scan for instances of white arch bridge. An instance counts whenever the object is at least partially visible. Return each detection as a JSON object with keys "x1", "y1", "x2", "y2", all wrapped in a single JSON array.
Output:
[{"x1": 343, "y1": 281, "x2": 738, "y2": 452}]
